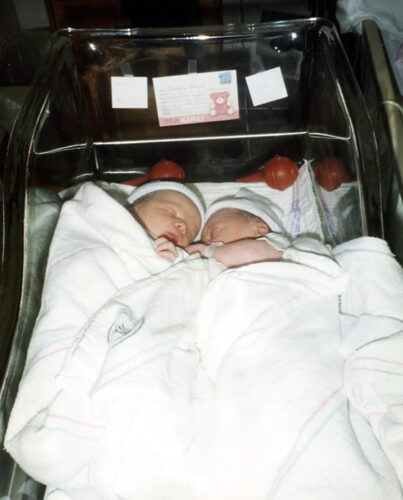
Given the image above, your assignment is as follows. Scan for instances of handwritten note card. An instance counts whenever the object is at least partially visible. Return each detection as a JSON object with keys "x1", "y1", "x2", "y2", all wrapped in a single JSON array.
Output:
[
  {"x1": 111, "y1": 76, "x2": 148, "y2": 109},
  {"x1": 245, "y1": 67, "x2": 288, "y2": 107},
  {"x1": 153, "y1": 70, "x2": 239, "y2": 127}
]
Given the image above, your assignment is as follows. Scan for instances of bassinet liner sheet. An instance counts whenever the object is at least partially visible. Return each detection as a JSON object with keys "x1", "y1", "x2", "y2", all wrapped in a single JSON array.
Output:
[{"x1": 7, "y1": 162, "x2": 403, "y2": 500}]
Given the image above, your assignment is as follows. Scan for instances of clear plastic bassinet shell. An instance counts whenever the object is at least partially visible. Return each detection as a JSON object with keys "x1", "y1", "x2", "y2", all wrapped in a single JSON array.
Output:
[
  {"x1": 8, "y1": 19, "x2": 383, "y2": 228},
  {"x1": 0, "y1": 18, "x2": 382, "y2": 498}
]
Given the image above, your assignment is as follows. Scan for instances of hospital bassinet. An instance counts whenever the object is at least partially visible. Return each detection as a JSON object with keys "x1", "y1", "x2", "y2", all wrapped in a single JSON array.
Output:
[{"x1": 0, "y1": 18, "x2": 383, "y2": 497}]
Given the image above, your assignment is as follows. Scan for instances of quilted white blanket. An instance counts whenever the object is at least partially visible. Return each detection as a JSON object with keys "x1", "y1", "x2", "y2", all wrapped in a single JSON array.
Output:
[{"x1": 5, "y1": 183, "x2": 403, "y2": 500}]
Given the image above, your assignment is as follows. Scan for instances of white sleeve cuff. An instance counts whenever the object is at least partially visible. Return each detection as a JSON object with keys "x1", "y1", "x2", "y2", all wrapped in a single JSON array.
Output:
[
  {"x1": 260, "y1": 232, "x2": 291, "y2": 251},
  {"x1": 174, "y1": 247, "x2": 190, "y2": 263},
  {"x1": 204, "y1": 241, "x2": 224, "y2": 258}
]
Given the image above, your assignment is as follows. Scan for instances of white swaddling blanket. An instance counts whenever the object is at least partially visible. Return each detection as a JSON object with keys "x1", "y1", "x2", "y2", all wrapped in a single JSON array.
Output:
[{"x1": 5, "y1": 183, "x2": 403, "y2": 499}]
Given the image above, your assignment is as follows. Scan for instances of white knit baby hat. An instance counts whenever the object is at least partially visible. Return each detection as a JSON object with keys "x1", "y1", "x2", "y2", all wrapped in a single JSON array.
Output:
[
  {"x1": 205, "y1": 187, "x2": 285, "y2": 233},
  {"x1": 127, "y1": 180, "x2": 205, "y2": 226}
]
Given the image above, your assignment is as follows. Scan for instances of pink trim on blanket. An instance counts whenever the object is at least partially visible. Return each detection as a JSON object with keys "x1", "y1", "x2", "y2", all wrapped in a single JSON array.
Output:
[
  {"x1": 346, "y1": 356, "x2": 403, "y2": 367},
  {"x1": 367, "y1": 402, "x2": 403, "y2": 417},
  {"x1": 269, "y1": 386, "x2": 344, "y2": 495},
  {"x1": 47, "y1": 413, "x2": 105, "y2": 430},
  {"x1": 47, "y1": 245, "x2": 164, "y2": 271},
  {"x1": 25, "y1": 346, "x2": 71, "y2": 373},
  {"x1": 92, "y1": 351, "x2": 171, "y2": 394}
]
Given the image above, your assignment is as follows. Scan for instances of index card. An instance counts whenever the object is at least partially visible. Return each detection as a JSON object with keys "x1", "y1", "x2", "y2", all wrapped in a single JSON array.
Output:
[
  {"x1": 111, "y1": 76, "x2": 148, "y2": 109},
  {"x1": 245, "y1": 67, "x2": 288, "y2": 107}
]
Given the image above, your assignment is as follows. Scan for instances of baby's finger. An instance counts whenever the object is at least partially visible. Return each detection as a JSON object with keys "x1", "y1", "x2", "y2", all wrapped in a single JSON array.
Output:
[
  {"x1": 186, "y1": 243, "x2": 208, "y2": 256},
  {"x1": 156, "y1": 240, "x2": 176, "y2": 252},
  {"x1": 157, "y1": 247, "x2": 177, "y2": 262},
  {"x1": 154, "y1": 236, "x2": 170, "y2": 246}
]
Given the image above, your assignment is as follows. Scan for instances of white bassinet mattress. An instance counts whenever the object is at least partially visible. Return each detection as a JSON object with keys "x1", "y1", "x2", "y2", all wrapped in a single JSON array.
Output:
[{"x1": 4, "y1": 165, "x2": 403, "y2": 499}]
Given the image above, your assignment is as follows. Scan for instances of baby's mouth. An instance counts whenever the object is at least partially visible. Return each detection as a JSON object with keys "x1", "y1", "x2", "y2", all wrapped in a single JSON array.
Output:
[{"x1": 163, "y1": 231, "x2": 179, "y2": 245}]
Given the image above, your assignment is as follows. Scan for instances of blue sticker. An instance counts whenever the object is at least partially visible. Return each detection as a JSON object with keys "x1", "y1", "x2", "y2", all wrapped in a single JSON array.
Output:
[{"x1": 219, "y1": 71, "x2": 232, "y2": 84}]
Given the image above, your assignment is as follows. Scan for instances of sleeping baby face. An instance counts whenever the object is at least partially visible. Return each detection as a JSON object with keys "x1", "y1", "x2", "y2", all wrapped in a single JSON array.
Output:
[
  {"x1": 201, "y1": 208, "x2": 269, "y2": 244},
  {"x1": 131, "y1": 190, "x2": 202, "y2": 247}
]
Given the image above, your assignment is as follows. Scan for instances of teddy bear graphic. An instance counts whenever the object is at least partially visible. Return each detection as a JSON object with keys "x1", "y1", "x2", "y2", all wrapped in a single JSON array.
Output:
[{"x1": 209, "y1": 91, "x2": 234, "y2": 116}]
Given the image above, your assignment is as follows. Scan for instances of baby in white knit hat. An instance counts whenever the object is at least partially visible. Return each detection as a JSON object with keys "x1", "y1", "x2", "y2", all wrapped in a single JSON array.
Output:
[
  {"x1": 186, "y1": 187, "x2": 289, "y2": 267},
  {"x1": 127, "y1": 180, "x2": 205, "y2": 253}
]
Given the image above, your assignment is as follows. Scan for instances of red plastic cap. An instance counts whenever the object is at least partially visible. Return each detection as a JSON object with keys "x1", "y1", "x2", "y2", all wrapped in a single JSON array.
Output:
[
  {"x1": 263, "y1": 155, "x2": 299, "y2": 191},
  {"x1": 149, "y1": 160, "x2": 186, "y2": 180},
  {"x1": 314, "y1": 157, "x2": 351, "y2": 191}
]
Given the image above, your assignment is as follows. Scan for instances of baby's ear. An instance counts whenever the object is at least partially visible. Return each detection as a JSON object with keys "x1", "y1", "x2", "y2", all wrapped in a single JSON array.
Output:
[{"x1": 256, "y1": 221, "x2": 270, "y2": 236}]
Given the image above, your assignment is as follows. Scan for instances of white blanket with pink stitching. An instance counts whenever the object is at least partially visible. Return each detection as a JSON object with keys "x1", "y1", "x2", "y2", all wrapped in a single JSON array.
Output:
[{"x1": 5, "y1": 183, "x2": 403, "y2": 500}]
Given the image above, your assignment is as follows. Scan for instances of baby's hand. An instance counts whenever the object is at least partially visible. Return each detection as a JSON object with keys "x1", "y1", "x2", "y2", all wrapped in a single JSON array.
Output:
[
  {"x1": 186, "y1": 243, "x2": 209, "y2": 256},
  {"x1": 154, "y1": 237, "x2": 178, "y2": 262}
]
